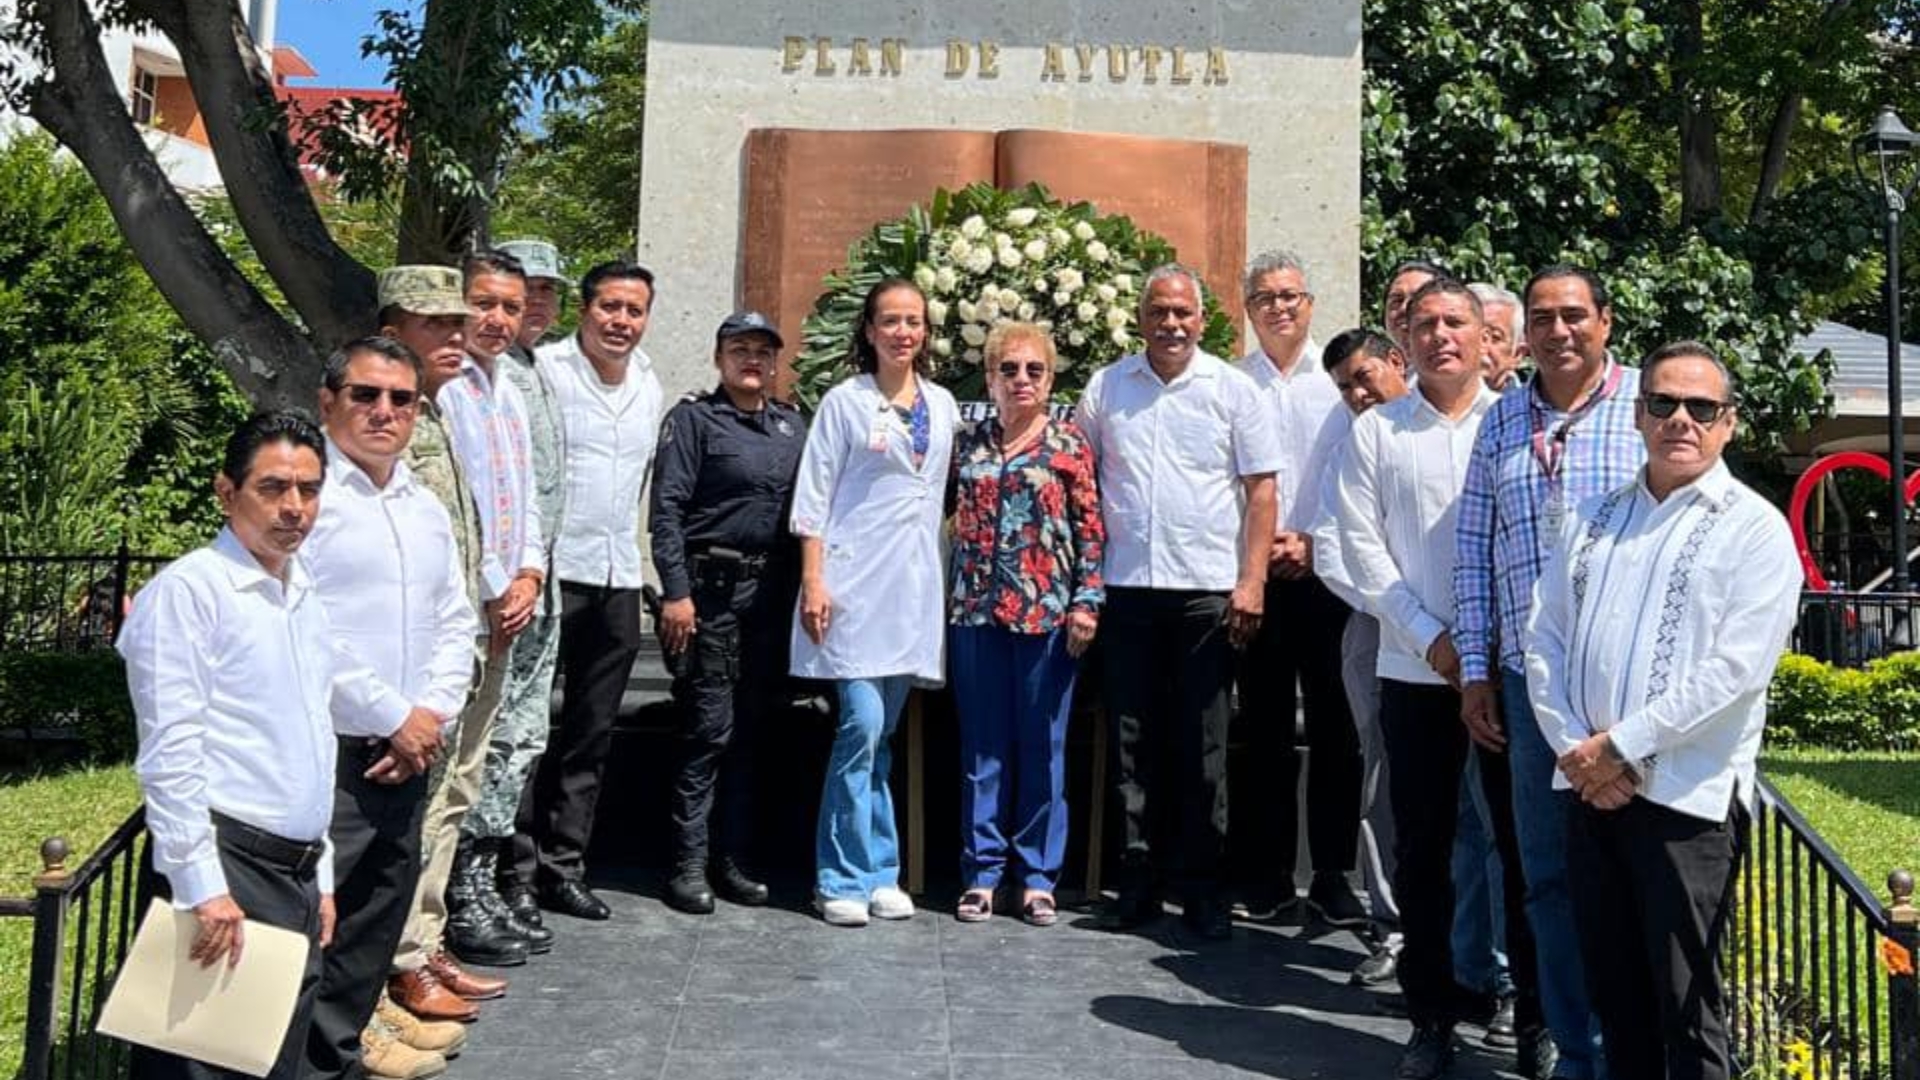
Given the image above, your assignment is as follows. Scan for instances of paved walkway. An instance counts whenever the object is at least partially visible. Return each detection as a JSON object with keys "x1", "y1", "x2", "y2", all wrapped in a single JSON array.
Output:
[{"x1": 453, "y1": 872, "x2": 1524, "y2": 1080}]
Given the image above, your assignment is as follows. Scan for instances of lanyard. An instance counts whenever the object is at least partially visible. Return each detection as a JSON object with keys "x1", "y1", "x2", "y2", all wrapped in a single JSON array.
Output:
[{"x1": 1528, "y1": 362, "x2": 1624, "y2": 484}]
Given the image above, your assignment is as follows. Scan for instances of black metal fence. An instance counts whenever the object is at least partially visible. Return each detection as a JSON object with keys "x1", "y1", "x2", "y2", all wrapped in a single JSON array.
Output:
[
  {"x1": 1794, "y1": 589, "x2": 1920, "y2": 668},
  {"x1": 0, "y1": 550, "x2": 167, "y2": 654},
  {"x1": 1727, "y1": 777, "x2": 1919, "y2": 1078},
  {"x1": 5, "y1": 810, "x2": 148, "y2": 1080}
]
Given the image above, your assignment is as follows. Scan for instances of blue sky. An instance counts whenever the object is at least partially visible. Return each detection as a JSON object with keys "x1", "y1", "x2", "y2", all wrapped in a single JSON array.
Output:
[{"x1": 274, "y1": 0, "x2": 396, "y2": 88}]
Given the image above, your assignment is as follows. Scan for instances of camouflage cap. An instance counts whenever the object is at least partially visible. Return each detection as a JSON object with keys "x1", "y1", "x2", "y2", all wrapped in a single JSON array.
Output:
[
  {"x1": 496, "y1": 239, "x2": 564, "y2": 283},
  {"x1": 376, "y1": 265, "x2": 471, "y2": 317}
]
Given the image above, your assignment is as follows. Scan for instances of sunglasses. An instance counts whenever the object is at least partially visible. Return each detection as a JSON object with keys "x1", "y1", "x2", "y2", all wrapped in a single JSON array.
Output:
[
  {"x1": 1640, "y1": 393, "x2": 1730, "y2": 424},
  {"x1": 343, "y1": 384, "x2": 420, "y2": 409},
  {"x1": 996, "y1": 361, "x2": 1048, "y2": 381}
]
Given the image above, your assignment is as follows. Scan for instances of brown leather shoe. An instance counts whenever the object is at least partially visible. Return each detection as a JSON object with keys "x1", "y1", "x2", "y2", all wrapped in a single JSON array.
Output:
[
  {"x1": 426, "y1": 950, "x2": 507, "y2": 1001},
  {"x1": 387, "y1": 968, "x2": 479, "y2": 1023}
]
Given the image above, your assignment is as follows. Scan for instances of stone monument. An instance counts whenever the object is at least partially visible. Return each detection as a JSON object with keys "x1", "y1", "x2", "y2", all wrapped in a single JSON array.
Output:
[{"x1": 637, "y1": 0, "x2": 1361, "y2": 400}]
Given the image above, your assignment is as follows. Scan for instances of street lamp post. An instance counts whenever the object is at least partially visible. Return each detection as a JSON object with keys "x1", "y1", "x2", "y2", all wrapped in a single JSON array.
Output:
[{"x1": 1853, "y1": 106, "x2": 1920, "y2": 592}]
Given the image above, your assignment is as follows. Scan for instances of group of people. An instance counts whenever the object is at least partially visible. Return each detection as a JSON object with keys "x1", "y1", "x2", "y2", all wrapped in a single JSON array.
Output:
[{"x1": 121, "y1": 240, "x2": 1801, "y2": 1080}]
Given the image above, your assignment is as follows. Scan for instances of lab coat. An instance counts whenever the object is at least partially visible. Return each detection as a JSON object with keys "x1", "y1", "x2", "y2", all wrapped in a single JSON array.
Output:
[{"x1": 789, "y1": 374, "x2": 958, "y2": 684}]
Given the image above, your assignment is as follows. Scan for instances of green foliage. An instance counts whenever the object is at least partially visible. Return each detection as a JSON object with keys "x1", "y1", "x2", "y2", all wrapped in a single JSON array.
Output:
[
  {"x1": 0, "y1": 652, "x2": 135, "y2": 764},
  {"x1": 789, "y1": 182, "x2": 1235, "y2": 409},
  {"x1": 0, "y1": 135, "x2": 243, "y2": 555},
  {"x1": 1766, "y1": 651, "x2": 1920, "y2": 750}
]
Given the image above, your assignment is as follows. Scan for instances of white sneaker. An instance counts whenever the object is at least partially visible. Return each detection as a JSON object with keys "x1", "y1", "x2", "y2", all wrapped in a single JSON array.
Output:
[
  {"x1": 815, "y1": 894, "x2": 870, "y2": 927},
  {"x1": 870, "y1": 886, "x2": 916, "y2": 920}
]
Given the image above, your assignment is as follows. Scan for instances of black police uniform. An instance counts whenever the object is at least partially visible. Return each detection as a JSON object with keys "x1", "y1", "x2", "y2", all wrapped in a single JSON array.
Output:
[{"x1": 647, "y1": 388, "x2": 806, "y2": 889}]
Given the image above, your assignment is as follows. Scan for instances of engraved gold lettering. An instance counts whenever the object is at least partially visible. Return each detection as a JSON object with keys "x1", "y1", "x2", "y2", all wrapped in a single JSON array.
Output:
[
  {"x1": 977, "y1": 40, "x2": 1000, "y2": 78},
  {"x1": 1041, "y1": 43, "x2": 1066, "y2": 81},
  {"x1": 1074, "y1": 44, "x2": 1094, "y2": 81},
  {"x1": 781, "y1": 36, "x2": 807, "y2": 74},
  {"x1": 945, "y1": 39, "x2": 970, "y2": 77},
  {"x1": 1140, "y1": 45, "x2": 1163, "y2": 83},
  {"x1": 880, "y1": 38, "x2": 904, "y2": 76},
  {"x1": 849, "y1": 37, "x2": 873, "y2": 75},
  {"x1": 813, "y1": 37, "x2": 836, "y2": 76},
  {"x1": 1170, "y1": 46, "x2": 1193, "y2": 84},
  {"x1": 1206, "y1": 47, "x2": 1230, "y2": 84},
  {"x1": 1107, "y1": 44, "x2": 1129, "y2": 81}
]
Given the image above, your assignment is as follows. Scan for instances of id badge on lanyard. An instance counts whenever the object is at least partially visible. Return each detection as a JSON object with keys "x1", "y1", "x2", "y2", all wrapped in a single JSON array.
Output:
[{"x1": 1530, "y1": 363, "x2": 1622, "y2": 546}]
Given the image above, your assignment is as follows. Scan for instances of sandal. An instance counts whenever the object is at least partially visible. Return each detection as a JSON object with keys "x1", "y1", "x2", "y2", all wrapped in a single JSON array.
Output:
[
  {"x1": 1021, "y1": 893, "x2": 1058, "y2": 927},
  {"x1": 956, "y1": 889, "x2": 994, "y2": 923}
]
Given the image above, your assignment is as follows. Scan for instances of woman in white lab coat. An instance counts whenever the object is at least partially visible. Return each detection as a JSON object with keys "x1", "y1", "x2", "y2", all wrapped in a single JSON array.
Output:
[{"x1": 790, "y1": 278, "x2": 958, "y2": 927}]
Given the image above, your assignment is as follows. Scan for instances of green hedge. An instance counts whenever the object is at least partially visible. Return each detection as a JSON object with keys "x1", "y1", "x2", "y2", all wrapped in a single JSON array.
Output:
[
  {"x1": 1767, "y1": 652, "x2": 1920, "y2": 751},
  {"x1": 0, "y1": 651, "x2": 135, "y2": 764}
]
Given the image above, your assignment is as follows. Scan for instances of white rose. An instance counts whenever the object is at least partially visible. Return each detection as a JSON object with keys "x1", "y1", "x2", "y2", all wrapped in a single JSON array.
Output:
[
  {"x1": 1114, "y1": 274, "x2": 1134, "y2": 291},
  {"x1": 960, "y1": 322, "x2": 988, "y2": 347},
  {"x1": 960, "y1": 215, "x2": 988, "y2": 239},
  {"x1": 1072, "y1": 221, "x2": 1097, "y2": 241},
  {"x1": 1076, "y1": 301, "x2": 1099, "y2": 321},
  {"x1": 993, "y1": 231, "x2": 1014, "y2": 249},
  {"x1": 1004, "y1": 207, "x2": 1039, "y2": 227},
  {"x1": 957, "y1": 299, "x2": 978, "y2": 322},
  {"x1": 1017, "y1": 301, "x2": 1036, "y2": 320},
  {"x1": 1068, "y1": 329, "x2": 1087, "y2": 346},
  {"x1": 1054, "y1": 267, "x2": 1083, "y2": 289},
  {"x1": 1095, "y1": 283, "x2": 1119, "y2": 303},
  {"x1": 928, "y1": 299, "x2": 949, "y2": 324},
  {"x1": 913, "y1": 265, "x2": 937, "y2": 291},
  {"x1": 1033, "y1": 276, "x2": 1050, "y2": 293},
  {"x1": 1053, "y1": 291, "x2": 1072, "y2": 306},
  {"x1": 980, "y1": 299, "x2": 1002, "y2": 320},
  {"x1": 934, "y1": 266, "x2": 958, "y2": 293},
  {"x1": 964, "y1": 348, "x2": 983, "y2": 365},
  {"x1": 931, "y1": 337, "x2": 953, "y2": 357},
  {"x1": 998, "y1": 288, "x2": 1022, "y2": 309},
  {"x1": 1110, "y1": 326, "x2": 1131, "y2": 347},
  {"x1": 998, "y1": 247, "x2": 1023, "y2": 269},
  {"x1": 948, "y1": 237, "x2": 973, "y2": 261},
  {"x1": 1086, "y1": 240, "x2": 1110, "y2": 263},
  {"x1": 1105, "y1": 307, "x2": 1130, "y2": 329},
  {"x1": 1024, "y1": 239, "x2": 1048, "y2": 261},
  {"x1": 965, "y1": 249, "x2": 995, "y2": 274},
  {"x1": 1050, "y1": 227, "x2": 1071, "y2": 246}
]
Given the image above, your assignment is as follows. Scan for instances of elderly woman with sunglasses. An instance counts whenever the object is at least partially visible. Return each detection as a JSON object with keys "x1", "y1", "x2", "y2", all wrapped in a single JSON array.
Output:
[{"x1": 947, "y1": 322, "x2": 1105, "y2": 926}]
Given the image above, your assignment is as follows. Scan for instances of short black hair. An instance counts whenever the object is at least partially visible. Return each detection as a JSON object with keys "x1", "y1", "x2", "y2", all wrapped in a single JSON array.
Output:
[
  {"x1": 1523, "y1": 263, "x2": 1611, "y2": 314},
  {"x1": 322, "y1": 335, "x2": 422, "y2": 392},
  {"x1": 1388, "y1": 259, "x2": 1450, "y2": 286},
  {"x1": 1323, "y1": 328, "x2": 1398, "y2": 372},
  {"x1": 1406, "y1": 277, "x2": 1484, "y2": 323},
  {"x1": 1642, "y1": 339, "x2": 1739, "y2": 401},
  {"x1": 580, "y1": 260, "x2": 656, "y2": 307},
  {"x1": 221, "y1": 411, "x2": 326, "y2": 486},
  {"x1": 463, "y1": 249, "x2": 527, "y2": 284}
]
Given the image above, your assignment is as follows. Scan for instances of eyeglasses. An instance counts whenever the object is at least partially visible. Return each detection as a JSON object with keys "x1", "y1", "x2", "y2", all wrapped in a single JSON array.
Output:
[
  {"x1": 1247, "y1": 290, "x2": 1313, "y2": 310},
  {"x1": 996, "y1": 361, "x2": 1048, "y2": 381},
  {"x1": 1640, "y1": 393, "x2": 1731, "y2": 424},
  {"x1": 342, "y1": 384, "x2": 420, "y2": 409}
]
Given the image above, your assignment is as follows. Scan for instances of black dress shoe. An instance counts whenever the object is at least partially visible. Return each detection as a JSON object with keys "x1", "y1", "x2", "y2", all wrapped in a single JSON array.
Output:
[
  {"x1": 710, "y1": 858, "x2": 770, "y2": 906},
  {"x1": 666, "y1": 867, "x2": 716, "y2": 915},
  {"x1": 501, "y1": 881, "x2": 544, "y2": 928},
  {"x1": 1516, "y1": 1026, "x2": 1557, "y2": 1080},
  {"x1": 1181, "y1": 893, "x2": 1232, "y2": 941},
  {"x1": 541, "y1": 880, "x2": 611, "y2": 921},
  {"x1": 1305, "y1": 872, "x2": 1369, "y2": 928},
  {"x1": 1396, "y1": 1022, "x2": 1455, "y2": 1080},
  {"x1": 1097, "y1": 889, "x2": 1162, "y2": 931}
]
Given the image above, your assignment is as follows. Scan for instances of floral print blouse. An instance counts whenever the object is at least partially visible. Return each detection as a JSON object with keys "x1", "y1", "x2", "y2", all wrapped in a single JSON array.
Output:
[{"x1": 948, "y1": 417, "x2": 1105, "y2": 633}]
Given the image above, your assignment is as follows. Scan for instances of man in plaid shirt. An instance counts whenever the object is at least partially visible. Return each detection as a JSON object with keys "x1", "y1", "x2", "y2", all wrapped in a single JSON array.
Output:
[{"x1": 1452, "y1": 264, "x2": 1644, "y2": 1080}]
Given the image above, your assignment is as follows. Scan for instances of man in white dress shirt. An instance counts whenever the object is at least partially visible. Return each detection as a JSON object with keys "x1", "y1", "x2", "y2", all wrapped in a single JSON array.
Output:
[
  {"x1": 120, "y1": 412, "x2": 335, "y2": 1080},
  {"x1": 1527, "y1": 341, "x2": 1799, "y2": 1080},
  {"x1": 517, "y1": 260, "x2": 665, "y2": 921},
  {"x1": 1332, "y1": 279, "x2": 1540, "y2": 1079},
  {"x1": 1076, "y1": 264, "x2": 1281, "y2": 940},
  {"x1": 1228, "y1": 251, "x2": 1364, "y2": 926},
  {"x1": 301, "y1": 337, "x2": 479, "y2": 1080}
]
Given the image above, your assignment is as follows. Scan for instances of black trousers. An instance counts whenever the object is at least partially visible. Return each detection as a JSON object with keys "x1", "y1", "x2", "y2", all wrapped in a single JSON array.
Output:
[
  {"x1": 520, "y1": 582, "x2": 642, "y2": 886},
  {"x1": 1378, "y1": 679, "x2": 1540, "y2": 1030},
  {"x1": 1100, "y1": 587, "x2": 1234, "y2": 895},
  {"x1": 304, "y1": 740, "x2": 428, "y2": 1080},
  {"x1": 1568, "y1": 797, "x2": 1745, "y2": 1080},
  {"x1": 1229, "y1": 576, "x2": 1359, "y2": 896},
  {"x1": 133, "y1": 822, "x2": 324, "y2": 1080},
  {"x1": 669, "y1": 567, "x2": 794, "y2": 867}
]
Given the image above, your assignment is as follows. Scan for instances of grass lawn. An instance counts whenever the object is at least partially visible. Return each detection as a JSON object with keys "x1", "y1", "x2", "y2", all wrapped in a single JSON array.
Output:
[
  {"x1": 1759, "y1": 747, "x2": 1920, "y2": 894},
  {"x1": 0, "y1": 763, "x2": 141, "y2": 1079}
]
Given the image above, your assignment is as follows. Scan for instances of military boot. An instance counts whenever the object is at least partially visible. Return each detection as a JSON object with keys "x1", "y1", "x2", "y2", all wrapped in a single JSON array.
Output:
[
  {"x1": 444, "y1": 838, "x2": 530, "y2": 967},
  {"x1": 711, "y1": 856, "x2": 770, "y2": 906},
  {"x1": 471, "y1": 837, "x2": 553, "y2": 953},
  {"x1": 665, "y1": 859, "x2": 716, "y2": 915}
]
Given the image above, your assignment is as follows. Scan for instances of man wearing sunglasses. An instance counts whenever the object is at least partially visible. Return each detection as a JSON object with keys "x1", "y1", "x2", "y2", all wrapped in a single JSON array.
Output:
[
  {"x1": 302, "y1": 336, "x2": 478, "y2": 1080},
  {"x1": 1453, "y1": 263, "x2": 1643, "y2": 1080},
  {"x1": 1527, "y1": 341, "x2": 1798, "y2": 1080}
]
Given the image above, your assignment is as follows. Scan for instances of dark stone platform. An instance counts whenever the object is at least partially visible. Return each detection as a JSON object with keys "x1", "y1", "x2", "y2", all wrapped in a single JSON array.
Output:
[{"x1": 451, "y1": 872, "x2": 1524, "y2": 1080}]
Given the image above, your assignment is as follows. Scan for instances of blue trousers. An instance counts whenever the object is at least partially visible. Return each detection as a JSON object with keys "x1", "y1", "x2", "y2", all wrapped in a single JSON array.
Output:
[
  {"x1": 950, "y1": 624, "x2": 1077, "y2": 892},
  {"x1": 1505, "y1": 667, "x2": 1606, "y2": 1078},
  {"x1": 815, "y1": 675, "x2": 911, "y2": 900}
]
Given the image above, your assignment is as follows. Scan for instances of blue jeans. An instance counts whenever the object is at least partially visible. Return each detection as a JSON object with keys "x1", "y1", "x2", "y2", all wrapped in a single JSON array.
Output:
[
  {"x1": 815, "y1": 675, "x2": 911, "y2": 900},
  {"x1": 1452, "y1": 752, "x2": 1512, "y2": 996},
  {"x1": 950, "y1": 625, "x2": 1077, "y2": 892},
  {"x1": 1505, "y1": 666, "x2": 1605, "y2": 1079}
]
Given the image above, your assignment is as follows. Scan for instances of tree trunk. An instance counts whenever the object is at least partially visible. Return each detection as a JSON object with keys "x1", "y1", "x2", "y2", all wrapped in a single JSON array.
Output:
[
  {"x1": 21, "y1": 0, "x2": 323, "y2": 414},
  {"x1": 132, "y1": 0, "x2": 376, "y2": 350},
  {"x1": 1750, "y1": 90, "x2": 1804, "y2": 225},
  {"x1": 1673, "y1": 0, "x2": 1723, "y2": 226},
  {"x1": 395, "y1": 0, "x2": 507, "y2": 265}
]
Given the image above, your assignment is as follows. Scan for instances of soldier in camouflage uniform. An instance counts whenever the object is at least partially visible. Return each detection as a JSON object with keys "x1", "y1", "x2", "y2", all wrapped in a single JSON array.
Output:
[{"x1": 469, "y1": 239, "x2": 568, "y2": 928}]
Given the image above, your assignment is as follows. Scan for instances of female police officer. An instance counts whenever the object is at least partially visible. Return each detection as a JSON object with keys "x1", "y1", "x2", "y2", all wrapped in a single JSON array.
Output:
[{"x1": 648, "y1": 311, "x2": 806, "y2": 913}]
